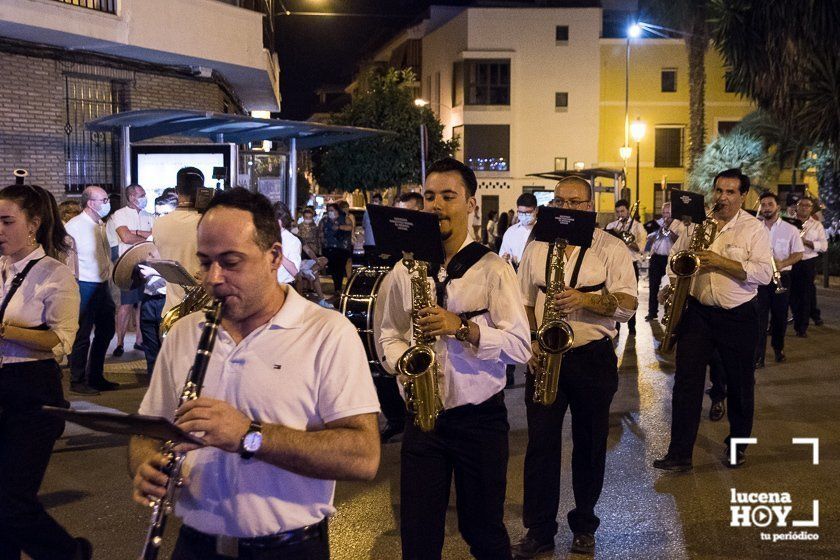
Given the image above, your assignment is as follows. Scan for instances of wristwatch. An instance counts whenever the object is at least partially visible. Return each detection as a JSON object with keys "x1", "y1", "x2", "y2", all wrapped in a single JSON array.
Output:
[
  {"x1": 238, "y1": 421, "x2": 263, "y2": 460},
  {"x1": 454, "y1": 316, "x2": 471, "y2": 342}
]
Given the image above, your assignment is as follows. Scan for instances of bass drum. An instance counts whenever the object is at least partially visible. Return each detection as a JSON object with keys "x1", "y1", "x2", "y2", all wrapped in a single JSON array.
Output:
[{"x1": 340, "y1": 266, "x2": 392, "y2": 376}]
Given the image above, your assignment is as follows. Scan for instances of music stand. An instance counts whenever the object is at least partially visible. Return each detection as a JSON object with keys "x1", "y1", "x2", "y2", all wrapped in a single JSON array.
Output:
[
  {"x1": 532, "y1": 206, "x2": 596, "y2": 248},
  {"x1": 367, "y1": 205, "x2": 446, "y2": 264},
  {"x1": 670, "y1": 190, "x2": 707, "y2": 224},
  {"x1": 43, "y1": 406, "x2": 204, "y2": 444}
]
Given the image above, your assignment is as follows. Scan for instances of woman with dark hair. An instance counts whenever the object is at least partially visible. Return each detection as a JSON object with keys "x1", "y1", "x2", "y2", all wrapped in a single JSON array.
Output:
[
  {"x1": 0, "y1": 184, "x2": 90, "y2": 559},
  {"x1": 319, "y1": 202, "x2": 353, "y2": 295},
  {"x1": 495, "y1": 210, "x2": 510, "y2": 253}
]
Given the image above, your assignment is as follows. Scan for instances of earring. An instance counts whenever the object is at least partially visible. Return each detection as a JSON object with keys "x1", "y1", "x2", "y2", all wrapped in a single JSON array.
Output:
[{"x1": 28, "y1": 231, "x2": 36, "y2": 246}]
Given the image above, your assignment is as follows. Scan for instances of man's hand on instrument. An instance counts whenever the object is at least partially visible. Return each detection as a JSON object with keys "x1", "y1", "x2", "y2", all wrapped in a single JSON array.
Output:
[
  {"x1": 417, "y1": 305, "x2": 461, "y2": 337},
  {"x1": 553, "y1": 288, "x2": 586, "y2": 314},
  {"x1": 175, "y1": 397, "x2": 251, "y2": 454},
  {"x1": 132, "y1": 452, "x2": 171, "y2": 506},
  {"x1": 527, "y1": 340, "x2": 543, "y2": 371},
  {"x1": 695, "y1": 250, "x2": 725, "y2": 271}
]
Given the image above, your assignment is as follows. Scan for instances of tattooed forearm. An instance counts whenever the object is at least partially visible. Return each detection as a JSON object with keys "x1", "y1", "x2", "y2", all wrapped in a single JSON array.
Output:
[{"x1": 583, "y1": 293, "x2": 619, "y2": 317}]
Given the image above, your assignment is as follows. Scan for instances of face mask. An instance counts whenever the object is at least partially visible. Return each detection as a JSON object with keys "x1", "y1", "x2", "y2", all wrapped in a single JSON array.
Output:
[
  {"x1": 97, "y1": 202, "x2": 111, "y2": 218},
  {"x1": 518, "y1": 212, "x2": 535, "y2": 225},
  {"x1": 303, "y1": 218, "x2": 314, "y2": 224},
  {"x1": 136, "y1": 197, "x2": 148, "y2": 209},
  {"x1": 328, "y1": 212, "x2": 338, "y2": 220}
]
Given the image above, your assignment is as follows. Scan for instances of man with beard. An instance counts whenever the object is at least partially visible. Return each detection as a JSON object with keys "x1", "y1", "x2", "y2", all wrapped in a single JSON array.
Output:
[
  {"x1": 129, "y1": 188, "x2": 380, "y2": 560},
  {"x1": 755, "y1": 192, "x2": 803, "y2": 367},
  {"x1": 654, "y1": 169, "x2": 772, "y2": 471},
  {"x1": 380, "y1": 157, "x2": 531, "y2": 560}
]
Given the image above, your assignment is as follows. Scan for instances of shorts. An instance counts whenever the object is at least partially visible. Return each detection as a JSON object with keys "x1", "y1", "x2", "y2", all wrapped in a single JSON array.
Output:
[{"x1": 120, "y1": 287, "x2": 143, "y2": 305}]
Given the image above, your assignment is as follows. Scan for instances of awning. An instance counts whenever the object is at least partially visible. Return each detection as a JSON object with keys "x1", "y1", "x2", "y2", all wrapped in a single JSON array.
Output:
[
  {"x1": 527, "y1": 168, "x2": 626, "y2": 182},
  {"x1": 86, "y1": 109, "x2": 391, "y2": 149}
]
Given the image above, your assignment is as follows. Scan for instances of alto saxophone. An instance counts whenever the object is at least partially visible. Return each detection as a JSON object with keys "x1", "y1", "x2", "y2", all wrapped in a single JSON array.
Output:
[
  {"x1": 660, "y1": 203, "x2": 720, "y2": 353},
  {"x1": 533, "y1": 239, "x2": 575, "y2": 406},
  {"x1": 140, "y1": 299, "x2": 223, "y2": 560},
  {"x1": 395, "y1": 256, "x2": 443, "y2": 432}
]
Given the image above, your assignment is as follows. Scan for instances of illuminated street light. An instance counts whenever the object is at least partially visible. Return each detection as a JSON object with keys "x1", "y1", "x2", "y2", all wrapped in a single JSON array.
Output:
[
  {"x1": 573, "y1": 161, "x2": 586, "y2": 171},
  {"x1": 630, "y1": 118, "x2": 646, "y2": 143},
  {"x1": 619, "y1": 146, "x2": 632, "y2": 161},
  {"x1": 414, "y1": 98, "x2": 429, "y2": 107},
  {"x1": 628, "y1": 23, "x2": 642, "y2": 38}
]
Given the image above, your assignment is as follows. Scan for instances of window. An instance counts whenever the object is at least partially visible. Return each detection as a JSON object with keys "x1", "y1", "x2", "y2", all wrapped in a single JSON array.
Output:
[
  {"x1": 555, "y1": 25, "x2": 569, "y2": 43},
  {"x1": 654, "y1": 127, "x2": 685, "y2": 168},
  {"x1": 463, "y1": 125, "x2": 510, "y2": 171},
  {"x1": 464, "y1": 60, "x2": 510, "y2": 105},
  {"x1": 717, "y1": 120, "x2": 740, "y2": 135},
  {"x1": 554, "y1": 157, "x2": 567, "y2": 171},
  {"x1": 661, "y1": 69, "x2": 677, "y2": 92},
  {"x1": 452, "y1": 62, "x2": 464, "y2": 106},
  {"x1": 555, "y1": 92, "x2": 568, "y2": 111}
]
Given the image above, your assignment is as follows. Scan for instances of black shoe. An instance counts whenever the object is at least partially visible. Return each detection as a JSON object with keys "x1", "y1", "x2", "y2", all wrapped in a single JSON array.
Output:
[
  {"x1": 795, "y1": 331, "x2": 807, "y2": 338},
  {"x1": 652, "y1": 454, "x2": 693, "y2": 472},
  {"x1": 754, "y1": 358, "x2": 765, "y2": 369},
  {"x1": 709, "y1": 399, "x2": 725, "y2": 422},
  {"x1": 644, "y1": 314, "x2": 656, "y2": 321},
  {"x1": 74, "y1": 537, "x2": 93, "y2": 560},
  {"x1": 725, "y1": 449, "x2": 746, "y2": 468},
  {"x1": 570, "y1": 532, "x2": 595, "y2": 555},
  {"x1": 133, "y1": 342, "x2": 145, "y2": 352},
  {"x1": 70, "y1": 383, "x2": 100, "y2": 396},
  {"x1": 774, "y1": 350, "x2": 786, "y2": 363},
  {"x1": 90, "y1": 380, "x2": 120, "y2": 391},
  {"x1": 112, "y1": 344, "x2": 124, "y2": 357},
  {"x1": 379, "y1": 422, "x2": 404, "y2": 443},
  {"x1": 813, "y1": 319, "x2": 824, "y2": 327},
  {"x1": 511, "y1": 534, "x2": 554, "y2": 559}
]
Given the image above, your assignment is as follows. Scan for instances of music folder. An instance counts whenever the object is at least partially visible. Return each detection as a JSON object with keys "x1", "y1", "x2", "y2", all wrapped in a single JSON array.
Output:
[
  {"x1": 670, "y1": 189, "x2": 707, "y2": 224},
  {"x1": 42, "y1": 406, "x2": 204, "y2": 445},
  {"x1": 532, "y1": 206, "x2": 595, "y2": 248},
  {"x1": 367, "y1": 204, "x2": 446, "y2": 264},
  {"x1": 643, "y1": 219, "x2": 661, "y2": 234}
]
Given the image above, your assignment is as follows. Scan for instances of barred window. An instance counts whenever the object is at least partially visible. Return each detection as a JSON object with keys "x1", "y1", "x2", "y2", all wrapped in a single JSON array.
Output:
[{"x1": 654, "y1": 127, "x2": 684, "y2": 168}]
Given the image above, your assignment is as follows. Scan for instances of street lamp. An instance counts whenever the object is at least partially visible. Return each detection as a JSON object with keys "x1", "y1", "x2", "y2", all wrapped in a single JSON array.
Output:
[
  {"x1": 414, "y1": 98, "x2": 429, "y2": 107},
  {"x1": 630, "y1": 117, "x2": 646, "y2": 208},
  {"x1": 619, "y1": 145, "x2": 632, "y2": 162}
]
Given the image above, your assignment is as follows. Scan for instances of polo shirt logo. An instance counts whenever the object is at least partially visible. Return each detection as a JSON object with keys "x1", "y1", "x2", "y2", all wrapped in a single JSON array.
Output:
[{"x1": 273, "y1": 364, "x2": 282, "y2": 370}]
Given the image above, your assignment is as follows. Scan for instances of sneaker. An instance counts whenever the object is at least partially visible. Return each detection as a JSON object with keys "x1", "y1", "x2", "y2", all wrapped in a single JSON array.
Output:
[
  {"x1": 112, "y1": 345, "x2": 124, "y2": 357},
  {"x1": 70, "y1": 383, "x2": 100, "y2": 396},
  {"x1": 511, "y1": 534, "x2": 554, "y2": 559}
]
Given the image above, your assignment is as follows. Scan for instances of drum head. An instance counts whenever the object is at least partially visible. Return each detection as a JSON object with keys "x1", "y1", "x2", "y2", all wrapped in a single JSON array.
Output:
[
  {"x1": 340, "y1": 266, "x2": 392, "y2": 376},
  {"x1": 112, "y1": 241, "x2": 157, "y2": 290}
]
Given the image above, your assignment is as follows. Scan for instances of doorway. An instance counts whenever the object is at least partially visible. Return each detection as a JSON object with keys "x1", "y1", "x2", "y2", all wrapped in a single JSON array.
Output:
[{"x1": 481, "y1": 195, "x2": 499, "y2": 245}]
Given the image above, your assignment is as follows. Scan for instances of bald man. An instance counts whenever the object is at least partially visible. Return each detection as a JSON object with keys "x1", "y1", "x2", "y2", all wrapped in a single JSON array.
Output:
[{"x1": 65, "y1": 186, "x2": 117, "y2": 395}]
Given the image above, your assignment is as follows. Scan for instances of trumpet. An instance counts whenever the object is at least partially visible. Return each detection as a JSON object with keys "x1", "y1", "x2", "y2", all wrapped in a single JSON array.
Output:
[
  {"x1": 770, "y1": 258, "x2": 787, "y2": 294},
  {"x1": 611, "y1": 201, "x2": 640, "y2": 246}
]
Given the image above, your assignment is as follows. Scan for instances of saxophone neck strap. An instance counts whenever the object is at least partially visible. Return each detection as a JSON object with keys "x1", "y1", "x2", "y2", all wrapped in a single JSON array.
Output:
[
  {"x1": 539, "y1": 244, "x2": 598, "y2": 293},
  {"x1": 0, "y1": 257, "x2": 45, "y2": 324},
  {"x1": 430, "y1": 242, "x2": 492, "y2": 307}
]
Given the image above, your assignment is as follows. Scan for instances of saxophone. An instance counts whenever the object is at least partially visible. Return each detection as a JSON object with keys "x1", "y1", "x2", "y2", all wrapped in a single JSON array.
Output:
[
  {"x1": 532, "y1": 239, "x2": 575, "y2": 406},
  {"x1": 660, "y1": 203, "x2": 720, "y2": 353},
  {"x1": 160, "y1": 286, "x2": 212, "y2": 338},
  {"x1": 140, "y1": 299, "x2": 223, "y2": 560},
  {"x1": 395, "y1": 256, "x2": 443, "y2": 432}
]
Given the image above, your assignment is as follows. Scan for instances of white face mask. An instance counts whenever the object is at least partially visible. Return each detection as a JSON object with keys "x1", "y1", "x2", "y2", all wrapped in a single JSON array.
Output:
[
  {"x1": 97, "y1": 202, "x2": 111, "y2": 218},
  {"x1": 518, "y1": 212, "x2": 535, "y2": 226},
  {"x1": 136, "y1": 197, "x2": 148, "y2": 210},
  {"x1": 328, "y1": 212, "x2": 338, "y2": 220}
]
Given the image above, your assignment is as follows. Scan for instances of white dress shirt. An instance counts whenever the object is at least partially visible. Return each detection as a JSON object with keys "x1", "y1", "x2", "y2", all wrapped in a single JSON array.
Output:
[
  {"x1": 110, "y1": 206, "x2": 155, "y2": 256},
  {"x1": 669, "y1": 209, "x2": 773, "y2": 309},
  {"x1": 606, "y1": 218, "x2": 647, "y2": 262},
  {"x1": 152, "y1": 208, "x2": 202, "y2": 315},
  {"x1": 800, "y1": 217, "x2": 828, "y2": 260},
  {"x1": 649, "y1": 218, "x2": 678, "y2": 256},
  {"x1": 519, "y1": 229, "x2": 638, "y2": 347},
  {"x1": 0, "y1": 246, "x2": 80, "y2": 363},
  {"x1": 64, "y1": 211, "x2": 111, "y2": 282},
  {"x1": 764, "y1": 217, "x2": 804, "y2": 272},
  {"x1": 277, "y1": 228, "x2": 302, "y2": 285},
  {"x1": 499, "y1": 222, "x2": 534, "y2": 266},
  {"x1": 139, "y1": 287, "x2": 380, "y2": 537},
  {"x1": 379, "y1": 237, "x2": 531, "y2": 409}
]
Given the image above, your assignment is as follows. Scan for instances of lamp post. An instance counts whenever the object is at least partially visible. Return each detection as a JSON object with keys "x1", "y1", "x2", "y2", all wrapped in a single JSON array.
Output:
[
  {"x1": 630, "y1": 117, "x2": 646, "y2": 209},
  {"x1": 624, "y1": 23, "x2": 641, "y2": 174}
]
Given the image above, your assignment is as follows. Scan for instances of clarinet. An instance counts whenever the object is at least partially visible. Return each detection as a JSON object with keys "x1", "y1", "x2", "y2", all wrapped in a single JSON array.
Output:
[{"x1": 139, "y1": 299, "x2": 223, "y2": 560}]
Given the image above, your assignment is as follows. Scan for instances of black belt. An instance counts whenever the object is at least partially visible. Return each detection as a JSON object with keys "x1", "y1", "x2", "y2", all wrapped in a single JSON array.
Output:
[
  {"x1": 180, "y1": 518, "x2": 327, "y2": 557},
  {"x1": 564, "y1": 336, "x2": 611, "y2": 357}
]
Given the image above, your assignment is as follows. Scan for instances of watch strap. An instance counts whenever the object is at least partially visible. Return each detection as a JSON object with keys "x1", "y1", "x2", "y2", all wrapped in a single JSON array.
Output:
[{"x1": 239, "y1": 421, "x2": 262, "y2": 460}]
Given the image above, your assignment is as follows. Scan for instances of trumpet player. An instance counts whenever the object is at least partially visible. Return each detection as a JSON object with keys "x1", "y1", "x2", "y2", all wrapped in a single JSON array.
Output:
[
  {"x1": 605, "y1": 199, "x2": 646, "y2": 334},
  {"x1": 653, "y1": 169, "x2": 773, "y2": 472},
  {"x1": 379, "y1": 158, "x2": 530, "y2": 560},
  {"x1": 130, "y1": 189, "x2": 380, "y2": 560},
  {"x1": 755, "y1": 192, "x2": 803, "y2": 367},
  {"x1": 512, "y1": 177, "x2": 637, "y2": 558}
]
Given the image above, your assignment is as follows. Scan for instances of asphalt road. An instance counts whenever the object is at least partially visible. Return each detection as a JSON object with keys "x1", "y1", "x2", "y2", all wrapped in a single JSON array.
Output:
[{"x1": 39, "y1": 282, "x2": 840, "y2": 559}]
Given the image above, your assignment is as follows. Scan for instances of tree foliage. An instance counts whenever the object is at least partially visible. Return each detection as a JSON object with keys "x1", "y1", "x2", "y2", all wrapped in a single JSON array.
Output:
[
  {"x1": 688, "y1": 130, "x2": 777, "y2": 198},
  {"x1": 311, "y1": 67, "x2": 457, "y2": 194}
]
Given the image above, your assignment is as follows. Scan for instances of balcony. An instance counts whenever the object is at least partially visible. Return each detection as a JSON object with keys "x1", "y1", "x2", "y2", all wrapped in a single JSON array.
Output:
[{"x1": 49, "y1": 0, "x2": 116, "y2": 14}]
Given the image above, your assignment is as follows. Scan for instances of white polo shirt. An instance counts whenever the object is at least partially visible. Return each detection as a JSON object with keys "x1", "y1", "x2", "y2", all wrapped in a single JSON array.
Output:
[
  {"x1": 498, "y1": 221, "x2": 534, "y2": 266},
  {"x1": 764, "y1": 217, "x2": 804, "y2": 272},
  {"x1": 64, "y1": 211, "x2": 111, "y2": 282},
  {"x1": 110, "y1": 205, "x2": 155, "y2": 256},
  {"x1": 800, "y1": 217, "x2": 828, "y2": 260},
  {"x1": 519, "y1": 229, "x2": 638, "y2": 347},
  {"x1": 276, "y1": 228, "x2": 302, "y2": 285},
  {"x1": 152, "y1": 208, "x2": 202, "y2": 315},
  {"x1": 139, "y1": 287, "x2": 380, "y2": 537}
]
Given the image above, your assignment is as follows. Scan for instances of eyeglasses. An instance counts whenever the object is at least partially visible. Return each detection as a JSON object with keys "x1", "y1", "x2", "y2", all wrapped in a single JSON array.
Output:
[{"x1": 551, "y1": 198, "x2": 591, "y2": 209}]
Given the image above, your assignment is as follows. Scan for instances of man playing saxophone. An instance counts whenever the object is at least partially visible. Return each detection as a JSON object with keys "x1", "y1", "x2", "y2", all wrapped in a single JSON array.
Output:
[
  {"x1": 379, "y1": 157, "x2": 531, "y2": 560},
  {"x1": 511, "y1": 176, "x2": 637, "y2": 558},
  {"x1": 129, "y1": 189, "x2": 381, "y2": 560},
  {"x1": 653, "y1": 169, "x2": 773, "y2": 472}
]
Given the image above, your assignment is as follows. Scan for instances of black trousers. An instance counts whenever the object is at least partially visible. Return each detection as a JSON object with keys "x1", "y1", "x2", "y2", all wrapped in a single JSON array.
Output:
[
  {"x1": 707, "y1": 350, "x2": 727, "y2": 403},
  {"x1": 618, "y1": 263, "x2": 640, "y2": 331},
  {"x1": 755, "y1": 277, "x2": 791, "y2": 361},
  {"x1": 140, "y1": 294, "x2": 165, "y2": 376},
  {"x1": 790, "y1": 258, "x2": 816, "y2": 334},
  {"x1": 0, "y1": 360, "x2": 78, "y2": 560},
  {"x1": 668, "y1": 297, "x2": 758, "y2": 460},
  {"x1": 647, "y1": 254, "x2": 668, "y2": 318},
  {"x1": 171, "y1": 524, "x2": 329, "y2": 560},
  {"x1": 522, "y1": 337, "x2": 618, "y2": 539},
  {"x1": 69, "y1": 280, "x2": 116, "y2": 385},
  {"x1": 323, "y1": 247, "x2": 351, "y2": 293},
  {"x1": 400, "y1": 391, "x2": 511, "y2": 560},
  {"x1": 372, "y1": 375, "x2": 406, "y2": 430}
]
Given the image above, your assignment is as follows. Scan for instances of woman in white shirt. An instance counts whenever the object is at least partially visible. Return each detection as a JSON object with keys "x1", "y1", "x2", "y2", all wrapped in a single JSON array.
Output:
[{"x1": 0, "y1": 184, "x2": 90, "y2": 559}]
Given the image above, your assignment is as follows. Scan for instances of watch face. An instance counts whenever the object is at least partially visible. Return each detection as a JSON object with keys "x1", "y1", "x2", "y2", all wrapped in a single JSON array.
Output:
[{"x1": 243, "y1": 431, "x2": 263, "y2": 453}]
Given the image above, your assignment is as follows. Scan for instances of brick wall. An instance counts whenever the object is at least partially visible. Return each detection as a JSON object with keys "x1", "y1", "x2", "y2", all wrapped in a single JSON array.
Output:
[{"x1": 0, "y1": 50, "x2": 236, "y2": 201}]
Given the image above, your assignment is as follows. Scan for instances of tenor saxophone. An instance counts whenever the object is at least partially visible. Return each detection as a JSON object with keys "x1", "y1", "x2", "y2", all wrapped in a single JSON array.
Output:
[
  {"x1": 395, "y1": 256, "x2": 443, "y2": 432},
  {"x1": 139, "y1": 299, "x2": 223, "y2": 560},
  {"x1": 533, "y1": 239, "x2": 575, "y2": 406}
]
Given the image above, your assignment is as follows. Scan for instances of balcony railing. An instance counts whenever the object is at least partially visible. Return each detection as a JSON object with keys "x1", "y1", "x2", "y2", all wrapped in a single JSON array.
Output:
[{"x1": 51, "y1": 0, "x2": 117, "y2": 14}]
